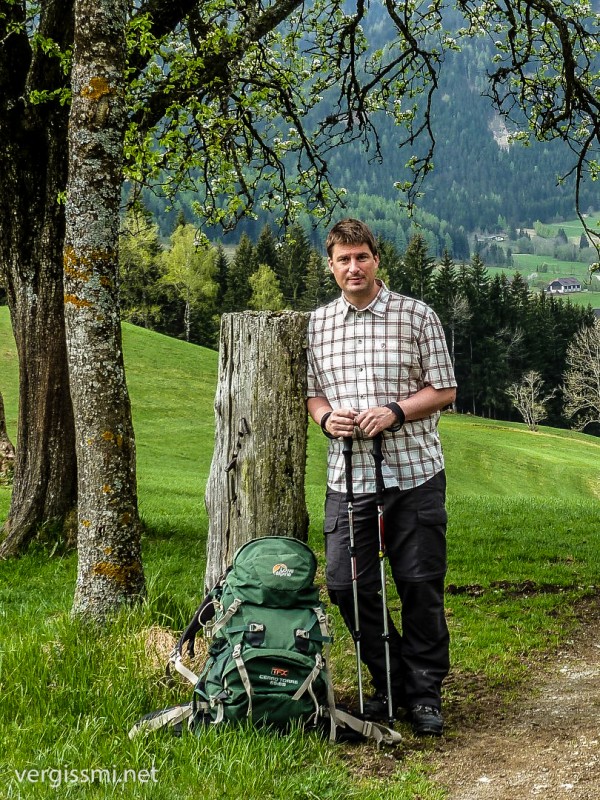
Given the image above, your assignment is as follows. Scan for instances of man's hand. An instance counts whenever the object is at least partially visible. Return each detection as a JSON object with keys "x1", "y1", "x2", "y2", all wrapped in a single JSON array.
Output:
[
  {"x1": 355, "y1": 406, "x2": 398, "y2": 437},
  {"x1": 322, "y1": 408, "x2": 357, "y2": 438}
]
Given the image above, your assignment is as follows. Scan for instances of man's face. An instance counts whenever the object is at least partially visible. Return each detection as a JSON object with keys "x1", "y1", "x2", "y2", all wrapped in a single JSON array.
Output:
[{"x1": 328, "y1": 242, "x2": 380, "y2": 307}]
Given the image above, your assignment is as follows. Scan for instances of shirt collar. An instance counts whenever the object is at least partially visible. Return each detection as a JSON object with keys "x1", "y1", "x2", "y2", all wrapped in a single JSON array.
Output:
[{"x1": 339, "y1": 280, "x2": 389, "y2": 319}]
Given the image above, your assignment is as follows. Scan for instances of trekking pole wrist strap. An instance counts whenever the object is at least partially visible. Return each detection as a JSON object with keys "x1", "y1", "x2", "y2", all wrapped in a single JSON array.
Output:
[
  {"x1": 320, "y1": 411, "x2": 336, "y2": 439},
  {"x1": 384, "y1": 402, "x2": 405, "y2": 431}
]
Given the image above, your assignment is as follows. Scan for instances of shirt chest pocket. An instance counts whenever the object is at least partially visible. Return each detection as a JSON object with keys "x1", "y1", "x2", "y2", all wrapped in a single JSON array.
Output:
[{"x1": 373, "y1": 336, "x2": 418, "y2": 384}]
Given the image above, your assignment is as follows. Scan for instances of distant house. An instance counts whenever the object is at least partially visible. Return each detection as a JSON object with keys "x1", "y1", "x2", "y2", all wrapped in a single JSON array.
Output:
[{"x1": 545, "y1": 277, "x2": 582, "y2": 294}]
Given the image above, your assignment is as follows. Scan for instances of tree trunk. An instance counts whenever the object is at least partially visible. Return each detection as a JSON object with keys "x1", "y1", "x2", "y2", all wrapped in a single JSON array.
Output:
[
  {"x1": 0, "y1": 250, "x2": 77, "y2": 556},
  {"x1": 0, "y1": 391, "x2": 15, "y2": 484},
  {"x1": 204, "y1": 311, "x2": 309, "y2": 590},
  {"x1": 0, "y1": 2, "x2": 77, "y2": 557},
  {"x1": 65, "y1": 0, "x2": 144, "y2": 620}
]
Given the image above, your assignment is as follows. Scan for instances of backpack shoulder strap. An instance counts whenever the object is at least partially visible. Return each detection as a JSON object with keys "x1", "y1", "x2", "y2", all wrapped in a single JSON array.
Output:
[
  {"x1": 128, "y1": 703, "x2": 194, "y2": 739},
  {"x1": 169, "y1": 651, "x2": 200, "y2": 685},
  {"x1": 175, "y1": 568, "x2": 230, "y2": 658}
]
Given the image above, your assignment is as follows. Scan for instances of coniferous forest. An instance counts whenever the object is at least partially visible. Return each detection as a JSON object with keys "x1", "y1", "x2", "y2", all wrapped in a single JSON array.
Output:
[{"x1": 115, "y1": 207, "x2": 596, "y2": 431}]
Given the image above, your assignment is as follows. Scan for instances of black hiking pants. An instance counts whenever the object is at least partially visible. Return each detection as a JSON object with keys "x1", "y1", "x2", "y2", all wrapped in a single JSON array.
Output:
[{"x1": 324, "y1": 470, "x2": 450, "y2": 710}]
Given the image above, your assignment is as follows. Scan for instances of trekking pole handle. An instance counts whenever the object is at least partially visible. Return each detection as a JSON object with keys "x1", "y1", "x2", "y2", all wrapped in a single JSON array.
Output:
[
  {"x1": 343, "y1": 436, "x2": 354, "y2": 504},
  {"x1": 372, "y1": 433, "x2": 385, "y2": 504}
]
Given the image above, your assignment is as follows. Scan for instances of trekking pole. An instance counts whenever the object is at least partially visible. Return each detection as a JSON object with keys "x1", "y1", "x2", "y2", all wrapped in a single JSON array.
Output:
[
  {"x1": 342, "y1": 435, "x2": 365, "y2": 717},
  {"x1": 372, "y1": 433, "x2": 395, "y2": 727}
]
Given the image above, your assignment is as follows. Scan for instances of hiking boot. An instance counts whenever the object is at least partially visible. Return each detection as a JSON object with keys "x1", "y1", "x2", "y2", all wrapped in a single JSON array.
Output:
[
  {"x1": 360, "y1": 691, "x2": 399, "y2": 722},
  {"x1": 410, "y1": 704, "x2": 444, "y2": 736}
]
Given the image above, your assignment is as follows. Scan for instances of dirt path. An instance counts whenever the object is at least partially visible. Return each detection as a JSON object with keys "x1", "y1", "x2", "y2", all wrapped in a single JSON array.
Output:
[
  {"x1": 432, "y1": 599, "x2": 600, "y2": 800},
  {"x1": 146, "y1": 598, "x2": 600, "y2": 798}
]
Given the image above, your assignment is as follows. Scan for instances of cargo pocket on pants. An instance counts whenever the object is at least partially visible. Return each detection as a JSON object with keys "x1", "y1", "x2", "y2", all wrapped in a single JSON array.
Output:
[
  {"x1": 323, "y1": 492, "x2": 349, "y2": 589},
  {"x1": 412, "y1": 506, "x2": 448, "y2": 580}
]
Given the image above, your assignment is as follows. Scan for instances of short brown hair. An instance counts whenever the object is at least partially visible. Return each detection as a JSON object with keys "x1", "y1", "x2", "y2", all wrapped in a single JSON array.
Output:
[{"x1": 325, "y1": 218, "x2": 378, "y2": 259}]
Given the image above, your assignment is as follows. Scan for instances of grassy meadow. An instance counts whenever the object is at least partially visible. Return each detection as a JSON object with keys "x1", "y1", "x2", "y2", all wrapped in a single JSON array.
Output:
[
  {"x1": 538, "y1": 212, "x2": 600, "y2": 241},
  {"x1": 510, "y1": 252, "x2": 600, "y2": 298},
  {"x1": 488, "y1": 212, "x2": 600, "y2": 305},
  {"x1": 1, "y1": 306, "x2": 599, "y2": 799}
]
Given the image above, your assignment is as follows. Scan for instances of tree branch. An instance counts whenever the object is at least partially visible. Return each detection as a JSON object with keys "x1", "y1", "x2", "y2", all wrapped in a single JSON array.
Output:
[{"x1": 128, "y1": 0, "x2": 304, "y2": 131}]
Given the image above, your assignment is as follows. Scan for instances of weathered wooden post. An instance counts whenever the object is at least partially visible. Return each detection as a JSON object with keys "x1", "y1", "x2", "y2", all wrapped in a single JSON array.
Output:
[{"x1": 204, "y1": 311, "x2": 310, "y2": 590}]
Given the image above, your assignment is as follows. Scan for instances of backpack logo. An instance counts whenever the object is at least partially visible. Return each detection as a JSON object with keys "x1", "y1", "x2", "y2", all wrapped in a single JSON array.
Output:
[
  {"x1": 272, "y1": 563, "x2": 294, "y2": 577},
  {"x1": 271, "y1": 667, "x2": 289, "y2": 677}
]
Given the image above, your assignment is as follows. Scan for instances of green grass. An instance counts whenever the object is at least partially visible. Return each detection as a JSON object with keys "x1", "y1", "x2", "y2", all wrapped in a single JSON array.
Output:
[
  {"x1": 441, "y1": 415, "x2": 600, "y2": 500},
  {"x1": 1, "y1": 305, "x2": 600, "y2": 798},
  {"x1": 549, "y1": 288, "x2": 600, "y2": 307},
  {"x1": 510, "y1": 251, "x2": 599, "y2": 280},
  {"x1": 511, "y1": 252, "x2": 594, "y2": 279},
  {"x1": 536, "y1": 212, "x2": 600, "y2": 241},
  {"x1": 123, "y1": 324, "x2": 218, "y2": 540},
  {"x1": 488, "y1": 211, "x2": 600, "y2": 301},
  {"x1": 512, "y1": 252, "x2": 591, "y2": 273},
  {"x1": 0, "y1": 309, "x2": 18, "y2": 437}
]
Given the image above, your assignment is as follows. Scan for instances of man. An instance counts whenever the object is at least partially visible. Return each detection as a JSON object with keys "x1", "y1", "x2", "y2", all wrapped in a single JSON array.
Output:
[{"x1": 306, "y1": 218, "x2": 456, "y2": 736}]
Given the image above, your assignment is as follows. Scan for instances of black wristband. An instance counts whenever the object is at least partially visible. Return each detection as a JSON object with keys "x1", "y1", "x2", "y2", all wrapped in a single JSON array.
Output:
[
  {"x1": 320, "y1": 411, "x2": 336, "y2": 439},
  {"x1": 385, "y1": 402, "x2": 405, "y2": 431}
]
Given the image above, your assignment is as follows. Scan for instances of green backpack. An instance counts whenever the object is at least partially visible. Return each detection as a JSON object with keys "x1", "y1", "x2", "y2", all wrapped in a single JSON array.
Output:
[
  {"x1": 129, "y1": 537, "x2": 402, "y2": 747},
  {"x1": 191, "y1": 536, "x2": 335, "y2": 730}
]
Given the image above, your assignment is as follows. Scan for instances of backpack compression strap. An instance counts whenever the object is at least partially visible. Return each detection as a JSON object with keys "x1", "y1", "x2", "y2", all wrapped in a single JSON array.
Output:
[
  {"x1": 333, "y1": 708, "x2": 403, "y2": 748},
  {"x1": 204, "y1": 597, "x2": 243, "y2": 639},
  {"x1": 231, "y1": 643, "x2": 254, "y2": 719},
  {"x1": 169, "y1": 650, "x2": 200, "y2": 685},
  {"x1": 291, "y1": 653, "x2": 326, "y2": 706},
  {"x1": 313, "y1": 606, "x2": 337, "y2": 742}
]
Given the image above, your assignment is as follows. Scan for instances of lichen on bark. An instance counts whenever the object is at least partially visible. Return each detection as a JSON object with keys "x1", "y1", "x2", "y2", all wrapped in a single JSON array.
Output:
[{"x1": 65, "y1": 0, "x2": 145, "y2": 620}]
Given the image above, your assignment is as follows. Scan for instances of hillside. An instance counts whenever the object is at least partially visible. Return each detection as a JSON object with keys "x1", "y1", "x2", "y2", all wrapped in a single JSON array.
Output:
[
  {"x1": 146, "y1": 18, "x2": 599, "y2": 246},
  {"x1": 2, "y1": 308, "x2": 599, "y2": 531},
  {"x1": 2, "y1": 308, "x2": 599, "y2": 800}
]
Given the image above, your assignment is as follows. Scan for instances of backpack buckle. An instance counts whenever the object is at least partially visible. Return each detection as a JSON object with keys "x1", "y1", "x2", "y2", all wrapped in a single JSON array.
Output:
[
  {"x1": 295, "y1": 629, "x2": 310, "y2": 654},
  {"x1": 246, "y1": 623, "x2": 265, "y2": 646}
]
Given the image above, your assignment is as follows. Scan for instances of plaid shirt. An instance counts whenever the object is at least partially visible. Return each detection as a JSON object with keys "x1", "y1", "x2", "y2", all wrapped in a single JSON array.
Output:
[{"x1": 307, "y1": 282, "x2": 457, "y2": 493}]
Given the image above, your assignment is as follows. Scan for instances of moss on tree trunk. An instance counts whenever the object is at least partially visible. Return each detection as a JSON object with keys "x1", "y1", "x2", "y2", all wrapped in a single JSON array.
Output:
[{"x1": 65, "y1": 0, "x2": 144, "y2": 620}]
